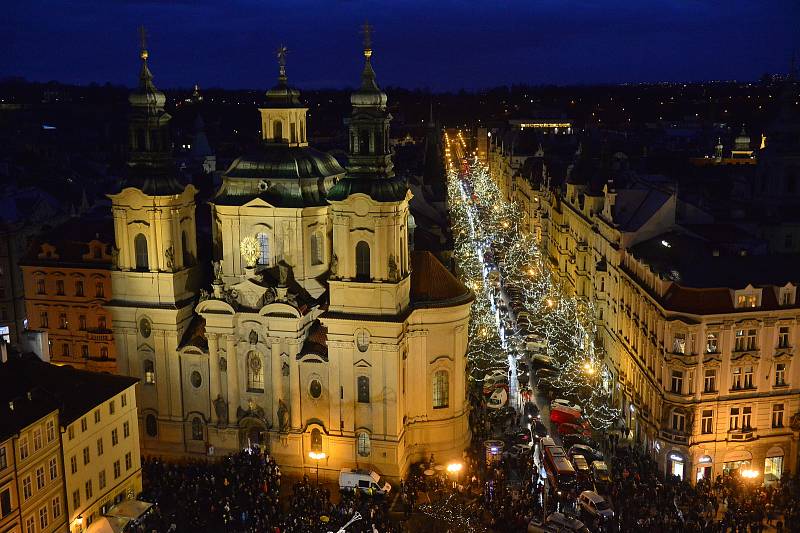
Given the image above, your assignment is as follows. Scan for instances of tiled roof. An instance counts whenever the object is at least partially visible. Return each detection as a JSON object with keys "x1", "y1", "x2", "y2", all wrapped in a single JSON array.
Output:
[{"x1": 410, "y1": 251, "x2": 472, "y2": 306}]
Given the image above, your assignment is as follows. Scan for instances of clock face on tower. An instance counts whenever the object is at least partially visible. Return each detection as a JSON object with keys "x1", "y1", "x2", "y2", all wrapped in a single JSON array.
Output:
[{"x1": 240, "y1": 236, "x2": 260, "y2": 268}]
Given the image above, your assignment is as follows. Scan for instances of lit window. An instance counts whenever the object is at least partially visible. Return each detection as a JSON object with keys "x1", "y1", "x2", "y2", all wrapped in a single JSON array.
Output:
[
  {"x1": 357, "y1": 432, "x2": 371, "y2": 457},
  {"x1": 735, "y1": 294, "x2": 758, "y2": 308},
  {"x1": 246, "y1": 351, "x2": 264, "y2": 392},
  {"x1": 775, "y1": 363, "x2": 787, "y2": 386},
  {"x1": 144, "y1": 360, "x2": 155, "y2": 384},
  {"x1": 672, "y1": 333, "x2": 686, "y2": 354},
  {"x1": 701, "y1": 410, "x2": 713, "y2": 434},
  {"x1": 706, "y1": 333, "x2": 718, "y2": 353},
  {"x1": 310, "y1": 428, "x2": 322, "y2": 452},
  {"x1": 779, "y1": 326, "x2": 790, "y2": 348},
  {"x1": 432, "y1": 370, "x2": 449, "y2": 408},
  {"x1": 772, "y1": 404, "x2": 785, "y2": 428},
  {"x1": 257, "y1": 233, "x2": 270, "y2": 266},
  {"x1": 357, "y1": 376, "x2": 370, "y2": 403}
]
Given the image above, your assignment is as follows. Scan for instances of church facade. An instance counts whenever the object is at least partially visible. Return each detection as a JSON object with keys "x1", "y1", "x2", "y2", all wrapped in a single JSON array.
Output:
[{"x1": 108, "y1": 37, "x2": 472, "y2": 479}]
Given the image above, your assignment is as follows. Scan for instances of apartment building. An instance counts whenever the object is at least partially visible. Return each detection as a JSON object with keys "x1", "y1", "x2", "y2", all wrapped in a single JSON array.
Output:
[
  {"x1": 488, "y1": 132, "x2": 800, "y2": 485},
  {"x1": 0, "y1": 351, "x2": 140, "y2": 533},
  {"x1": 20, "y1": 215, "x2": 116, "y2": 373}
]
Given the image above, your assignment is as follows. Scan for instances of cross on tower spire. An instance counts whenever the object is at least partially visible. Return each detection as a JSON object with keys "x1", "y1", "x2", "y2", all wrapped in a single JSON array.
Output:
[
  {"x1": 138, "y1": 25, "x2": 148, "y2": 61},
  {"x1": 361, "y1": 20, "x2": 373, "y2": 59}
]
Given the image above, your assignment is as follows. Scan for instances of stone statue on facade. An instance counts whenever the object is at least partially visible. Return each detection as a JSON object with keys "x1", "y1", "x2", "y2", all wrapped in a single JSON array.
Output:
[
  {"x1": 165, "y1": 245, "x2": 175, "y2": 271},
  {"x1": 330, "y1": 253, "x2": 338, "y2": 278},
  {"x1": 277, "y1": 399, "x2": 290, "y2": 432},
  {"x1": 278, "y1": 262, "x2": 289, "y2": 287},
  {"x1": 212, "y1": 260, "x2": 223, "y2": 283},
  {"x1": 213, "y1": 395, "x2": 228, "y2": 425},
  {"x1": 249, "y1": 330, "x2": 258, "y2": 345},
  {"x1": 111, "y1": 246, "x2": 119, "y2": 269},
  {"x1": 388, "y1": 254, "x2": 399, "y2": 281}
]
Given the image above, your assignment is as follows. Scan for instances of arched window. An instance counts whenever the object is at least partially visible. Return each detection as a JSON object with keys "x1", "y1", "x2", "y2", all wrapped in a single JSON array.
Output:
[
  {"x1": 310, "y1": 232, "x2": 323, "y2": 266},
  {"x1": 273, "y1": 120, "x2": 283, "y2": 142},
  {"x1": 310, "y1": 428, "x2": 322, "y2": 452},
  {"x1": 433, "y1": 370, "x2": 449, "y2": 409},
  {"x1": 355, "y1": 241, "x2": 370, "y2": 280},
  {"x1": 359, "y1": 130, "x2": 370, "y2": 154},
  {"x1": 357, "y1": 432, "x2": 371, "y2": 457},
  {"x1": 144, "y1": 359, "x2": 155, "y2": 384},
  {"x1": 134, "y1": 233, "x2": 149, "y2": 271},
  {"x1": 100, "y1": 347, "x2": 108, "y2": 359},
  {"x1": 257, "y1": 233, "x2": 270, "y2": 266},
  {"x1": 145, "y1": 414, "x2": 157, "y2": 437},
  {"x1": 191, "y1": 417, "x2": 203, "y2": 441},
  {"x1": 357, "y1": 376, "x2": 370, "y2": 403},
  {"x1": 247, "y1": 351, "x2": 264, "y2": 392},
  {"x1": 181, "y1": 230, "x2": 191, "y2": 266}
]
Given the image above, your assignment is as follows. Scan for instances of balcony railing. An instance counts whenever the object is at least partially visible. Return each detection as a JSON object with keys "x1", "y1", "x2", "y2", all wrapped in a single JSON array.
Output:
[
  {"x1": 660, "y1": 429, "x2": 689, "y2": 444},
  {"x1": 728, "y1": 428, "x2": 757, "y2": 442}
]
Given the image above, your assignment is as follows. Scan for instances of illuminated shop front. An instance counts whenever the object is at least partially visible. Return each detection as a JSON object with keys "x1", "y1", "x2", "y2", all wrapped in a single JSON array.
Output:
[
  {"x1": 764, "y1": 446, "x2": 784, "y2": 485},
  {"x1": 667, "y1": 451, "x2": 686, "y2": 480},
  {"x1": 695, "y1": 455, "x2": 713, "y2": 482}
]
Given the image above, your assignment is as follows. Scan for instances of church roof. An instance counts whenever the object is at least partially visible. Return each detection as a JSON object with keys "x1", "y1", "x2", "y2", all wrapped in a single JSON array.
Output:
[
  {"x1": 327, "y1": 176, "x2": 409, "y2": 202},
  {"x1": 410, "y1": 251, "x2": 473, "y2": 306},
  {"x1": 215, "y1": 146, "x2": 345, "y2": 207}
]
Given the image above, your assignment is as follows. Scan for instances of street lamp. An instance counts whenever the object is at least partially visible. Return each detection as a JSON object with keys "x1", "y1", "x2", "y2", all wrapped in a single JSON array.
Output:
[
  {"x1": 309, "y1": 451, "x2": 326, "y2": 486},
  {"x1": 446, "y1": 462, "x2": 463, "y2": 489},
  {"x1": 741, "y1": 468, "x2": 759, "y2": 479}
]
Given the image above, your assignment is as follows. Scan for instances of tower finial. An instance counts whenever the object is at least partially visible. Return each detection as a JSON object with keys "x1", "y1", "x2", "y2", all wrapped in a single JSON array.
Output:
[
  {"x1": 361, "y1": 20, "x2": 373, "y2": 59},
  {"x1": 276, "y1": 44, "x2": 288, "y2": 81},
  {"x1": 138, "y1": 25, "x2": 148, "y2": 61}
]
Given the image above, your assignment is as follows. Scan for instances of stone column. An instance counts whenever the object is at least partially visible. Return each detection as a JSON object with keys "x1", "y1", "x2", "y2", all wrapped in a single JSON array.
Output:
[
  {"x1": 208, "y1": 333, "x2": 220, "y2": 422},
  {"x1": 288, "y1": 339, "x2": 301, "y2": 429},
  {"x1": 226, "y1": 335, "x2": 239, "y2": 425},
  {"x1": 270, "y1": 338, "x2": 282, "y2": 426}
]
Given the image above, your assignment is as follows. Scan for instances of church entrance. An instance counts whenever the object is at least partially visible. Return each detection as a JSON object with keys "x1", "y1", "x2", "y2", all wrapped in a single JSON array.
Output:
[{"x1": 239, "y1": 420, "x2": 269, "y2": 451}]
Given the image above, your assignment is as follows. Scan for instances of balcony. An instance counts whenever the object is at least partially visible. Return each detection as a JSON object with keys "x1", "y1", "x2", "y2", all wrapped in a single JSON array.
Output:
[
  {"x1": 87, "y1": 330, "x2": 114, "y2": 342},
  {"x1": 660, "y1": 429, "x2": 689, "y2": 444},
  {"x1": 728, "y1": 428, "x2": 757, "y2": 442}
]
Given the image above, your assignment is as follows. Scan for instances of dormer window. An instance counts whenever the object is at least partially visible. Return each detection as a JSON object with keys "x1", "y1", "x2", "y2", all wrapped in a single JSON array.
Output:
[
  {"x1": 779, "y1": 284, "x2": 795, "y2": 306},
  {"x1": 734, "y1": 286, "x2": 761, "y2": 309}
]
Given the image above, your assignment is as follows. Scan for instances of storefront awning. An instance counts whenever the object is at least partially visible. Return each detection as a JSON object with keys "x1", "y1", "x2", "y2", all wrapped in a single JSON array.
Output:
[
  {"x1": 85, "y1": 516, "x2": 130, "y2": 533},
  {"x1": 105, "y1": 500, "x2": 154, "y2": 521}
]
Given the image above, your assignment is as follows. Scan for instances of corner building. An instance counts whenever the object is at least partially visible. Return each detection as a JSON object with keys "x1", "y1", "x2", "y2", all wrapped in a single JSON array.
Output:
[{"x1": 111, "y1": 39, "x2": 472, "y2": 480}]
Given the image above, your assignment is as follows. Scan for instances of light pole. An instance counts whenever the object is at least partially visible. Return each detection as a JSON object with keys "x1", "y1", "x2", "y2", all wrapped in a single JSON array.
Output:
[
  {"x1": 309, "y1": 451, "x2": 326, "y2": 486},
  {"x1": 446, "y1": 462, "x2": 463, "y2": 490}
]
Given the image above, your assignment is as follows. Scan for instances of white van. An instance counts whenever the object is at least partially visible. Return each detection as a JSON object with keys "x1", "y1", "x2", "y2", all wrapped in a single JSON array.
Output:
[{"x1": 338, "y1": 468, "x2": 391, "y2": 495}]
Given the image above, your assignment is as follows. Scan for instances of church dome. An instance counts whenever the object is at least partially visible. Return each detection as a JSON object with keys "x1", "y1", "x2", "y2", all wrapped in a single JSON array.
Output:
[{"x1": 215, "y1": 145, "x2": 345, "y2": 207}]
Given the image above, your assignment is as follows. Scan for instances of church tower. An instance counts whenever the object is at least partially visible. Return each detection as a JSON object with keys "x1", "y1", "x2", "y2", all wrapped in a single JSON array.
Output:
[
  {"x1": 327, "y1": 24, "x2": 412, "y2": 315},
  {"x1": 107, "y1": 32, "x2": 200, "y2": 453}
]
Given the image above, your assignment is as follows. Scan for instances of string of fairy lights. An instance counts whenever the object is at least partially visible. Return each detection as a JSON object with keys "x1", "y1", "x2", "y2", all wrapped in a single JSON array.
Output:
[{"x1": 446, "y1": 143, "x2": 620, "y2": 430}]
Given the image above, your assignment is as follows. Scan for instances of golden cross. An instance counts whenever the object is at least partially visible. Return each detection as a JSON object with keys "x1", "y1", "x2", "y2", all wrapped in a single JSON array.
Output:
[{"x1": 361, "y1": 20, "x2": 373, "y2": 50}]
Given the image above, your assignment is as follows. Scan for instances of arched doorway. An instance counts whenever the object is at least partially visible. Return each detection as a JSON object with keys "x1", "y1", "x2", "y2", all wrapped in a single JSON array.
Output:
[{"x1": 239, "y1": 419, "x2": 269, "y2": 451}]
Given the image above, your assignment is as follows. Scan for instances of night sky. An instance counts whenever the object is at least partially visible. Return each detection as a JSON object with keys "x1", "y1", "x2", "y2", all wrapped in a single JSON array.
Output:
[{"x1": 3, "y1": 0, "x2": 799, "y2": 91}]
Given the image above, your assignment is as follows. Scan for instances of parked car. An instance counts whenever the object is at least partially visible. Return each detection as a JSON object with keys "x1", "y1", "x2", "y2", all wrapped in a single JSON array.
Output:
[
  {"x1": 510, "y1": 442, "x2": 533, "y2": 459},
  {"x1": 561, "y1": 434, "x2": 600, "y2": 451},
  {"x1": 530, "y1": 419, "x2": 549, "y2": 439},
  {"x1": 578, "y1": 490, "x2": 613, "y2": 519},
  {"x1": 571, "y1": 454, "x2": 593, "y2": 491},
  {"x1": 486, "y1": 387, "x2": 509, "y2": 409},
  {"x1": 591, "y1": 461, "x2": 612, "y2": 493},
  {"x1": 529, "y1": 512, "x2": 590, "y2": 533},
  {"x1": 524, "y1": 401, "x2": 540, "y2": 420},
  {"x1": 551, "y1": 399, "x2": 582, "y2": 414},
  {"x1": 530, "y1": 353, "x2": 555, "y2": 369},
  {"x1": 483, "y1": 370, "x2": 508, "y2": 395},
  {"x1": 558, "y1": 422, "x2": 592, "y2": 437},
  {"x1": 339, "y1": 469, "x2": 391, "y2": 495},
  {"x1": 550, "y1": 407, "x2": 582, "y2": 425},
  {"x1": 568, "y1": 444, "x2": 604, "y2": 464}
]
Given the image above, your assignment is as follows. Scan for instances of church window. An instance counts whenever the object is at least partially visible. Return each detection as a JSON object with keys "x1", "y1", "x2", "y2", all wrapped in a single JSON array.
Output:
[
  {"x1": 357, "y1": 376, "x2": 370, "y2": 403},
  {"x1": 145, "y1": 414, "x2": 157, "y2": 437},
  {"x1": 247, "y1": 351, "x2": 264, "y2": 392},
  {"x1": 191, "y1": 417, "x2": 203, "y2": 441},
  {"x1": 257, "y1": 233, "x2": 270, "y2": 266},
  {"x1": 311, "y1": 232, "x2": 323, "y2": 266},
  {"x1": 359, "y1": 130, "x2": 371, "y2": 154},
  {"x1": 181, "y1": 231, "x2": 191, "y2": 266},
  {"x1": 310, "y1": 428, "x2": 322, "y2": 452},
  {"x1": 309, "y1": 379, "x2": 322, "y2": 399},
  {"x1": 357, "y1": 432, "x2": 371, "y2": 457},
  {"x1": 433, "y1": 370, "x2": 449, "y2": 409},
  {"x1": 273, "y1": 120, "x2": 283, "y2": 142},
  {"x1": 134, "y1": 234, "x2": 149, "y2": 271},
  {"x1": 356, "y1": 241, "x2": 370, "y2": 280},
  {"x1": 144, "y1": 359, "x2": 155, "y2": 384}
]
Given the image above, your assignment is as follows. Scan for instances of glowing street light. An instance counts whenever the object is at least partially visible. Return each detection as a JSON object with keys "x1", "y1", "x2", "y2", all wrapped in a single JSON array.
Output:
[
  {"x1": 446, "y1": 462, "x2": 464, "y2": 488},
  {"x1": 309, "y1": 451, "x2": 327, "y2": 486},
  {"x1": 741, "y1": 468, "x2": 759, "y2": 479}
]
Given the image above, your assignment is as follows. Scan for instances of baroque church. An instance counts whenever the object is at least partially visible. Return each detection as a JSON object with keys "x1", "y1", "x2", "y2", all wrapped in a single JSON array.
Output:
[{"x1": 107, "y1": 33, "x2": 473, "y2": 479}]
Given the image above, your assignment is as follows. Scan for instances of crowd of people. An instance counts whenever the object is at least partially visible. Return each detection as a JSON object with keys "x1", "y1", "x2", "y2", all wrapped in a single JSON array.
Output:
[{"x1": 137, "y1": 446, "x2": 396, "y2": 533}]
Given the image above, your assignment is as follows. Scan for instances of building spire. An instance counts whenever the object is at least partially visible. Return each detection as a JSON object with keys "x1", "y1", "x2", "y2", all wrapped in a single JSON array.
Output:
[
  {"x1": 137, "y1": 25, "x2": 155, "y2": 91},
  {"x1": 358, "y1": 20, "x2": 380, "y2": 92},
  {"x1": 361, "y1": 20, "x2": 373, "y2": 59}
]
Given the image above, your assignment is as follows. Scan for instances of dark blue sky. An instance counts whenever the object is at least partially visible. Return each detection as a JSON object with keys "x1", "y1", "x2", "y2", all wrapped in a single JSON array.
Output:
[{"x1": 3, "y1": 0, "x2": 798, "y2": 91}]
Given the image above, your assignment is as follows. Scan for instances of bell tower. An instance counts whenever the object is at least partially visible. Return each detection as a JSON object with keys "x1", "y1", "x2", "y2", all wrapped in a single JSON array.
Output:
[
  {"x1": 326, "y1": 23, "x2": 411, "y2": 315},
  {"x1": 107, "y1": 30, "x2": 200, "y2": 454},
  {"x1": 257, "y1": 45, "x2": 310, "y2": 147}
]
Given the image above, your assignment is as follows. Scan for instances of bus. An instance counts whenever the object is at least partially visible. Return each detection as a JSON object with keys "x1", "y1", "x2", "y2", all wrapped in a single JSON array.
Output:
[{"x1": 539, "y1": 437, "x2": 576, "y2": 495}]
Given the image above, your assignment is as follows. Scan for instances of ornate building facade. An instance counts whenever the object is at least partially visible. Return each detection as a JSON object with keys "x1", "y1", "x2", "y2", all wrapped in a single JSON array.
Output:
[{"x1": 109, "y1": 37, "x2": 472, "y2": 480}]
